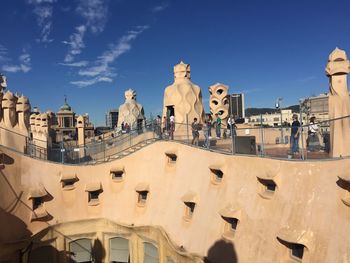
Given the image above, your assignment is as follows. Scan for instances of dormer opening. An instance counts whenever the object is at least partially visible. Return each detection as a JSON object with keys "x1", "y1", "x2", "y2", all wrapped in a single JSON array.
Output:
[
  {"x1": 111, "y1": 167, "x2": 125, "y2": 182},
  {"x1": 257, "y1": 177, "x2": 277, "y2": 199},
  {"x1": 210, "y1": 167, "x2": 224, "y2": 183}
]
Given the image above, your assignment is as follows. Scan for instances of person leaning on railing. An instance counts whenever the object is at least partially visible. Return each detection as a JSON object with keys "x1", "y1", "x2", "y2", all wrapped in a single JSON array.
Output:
[
  {"x1": 307, "y1": 116, "x2": 322, "y2": 152},
  {"x1": 191, "y1": 118, "x2": 200, "y2": 146},
  {"x1": 290, "y1": 114, "x2": 301, "y2": 156}
]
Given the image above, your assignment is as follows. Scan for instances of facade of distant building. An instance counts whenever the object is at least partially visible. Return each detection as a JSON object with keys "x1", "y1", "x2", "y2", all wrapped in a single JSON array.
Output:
[
  {"x1": 226, "y1": 93, "x2": 245, "y2": 119},
  {"x1": 50, "y1": 99, "x2": 95, "y2": 142},
  {"x1": 301, "y1": 93, "x2": 329, "y2": 123},
  {"x1": 106, "y1": 109, "x2": 119, "y2": 128},
  {"x1": 248, "y1": 109, "x2": 307, "y2": 126}
]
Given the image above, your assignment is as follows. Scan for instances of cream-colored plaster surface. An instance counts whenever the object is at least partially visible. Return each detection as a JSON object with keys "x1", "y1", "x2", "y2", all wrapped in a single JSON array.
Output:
[{"x1": 1, "y1": 141, "x2": 350, "y2": 262}]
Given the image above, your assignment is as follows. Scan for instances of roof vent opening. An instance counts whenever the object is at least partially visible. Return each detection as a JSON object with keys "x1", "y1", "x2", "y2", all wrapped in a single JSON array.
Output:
[
  {"x1": 210, "y1": 167, "x2": 224, "y2": 184},
  {"x1": 257, "y1": 178, "x2": 277, "y2": 199},
  {"x1": 111, "y1": 168, "x2": 125, "y2": 182},
  {"x1": 165, "y1": 152, "x2": 177, "y2": 164},
  {"x1": 336, "y1": 175, "x2": 350, "y2": 206}
]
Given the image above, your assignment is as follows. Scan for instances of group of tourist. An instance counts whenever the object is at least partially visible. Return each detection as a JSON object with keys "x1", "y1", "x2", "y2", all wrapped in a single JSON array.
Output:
[
  {"x1": 155, "y1": 115, "x2": 175, "y2": 140},
  {"x1": 191, "y1": 113, "x2": 237, "y2": 147},
  {"x1": 290, "y1": 114, "x2": 323, "y2": 156},
  {"x1": 120, "y1": 122, "x2": 131, "y2": 133}
]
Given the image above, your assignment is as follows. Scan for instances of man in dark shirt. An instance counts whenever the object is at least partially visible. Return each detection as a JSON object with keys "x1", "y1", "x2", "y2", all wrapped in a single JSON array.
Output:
[
  {"x1": 290, "y1": 114, "x2": 301, "y2": 154},
  {"x1": 191, "y1": 118, "x2": 200, "y2": 146}
]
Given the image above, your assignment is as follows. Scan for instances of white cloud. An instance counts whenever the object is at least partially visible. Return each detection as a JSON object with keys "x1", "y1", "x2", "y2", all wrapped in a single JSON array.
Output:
[
  {"x1": 27, "y1": 0, "x2": 55, "y2": 3},
  {"x1": 76, "y1": 0, "x2": 109, "y2": 34},
  {"x1": 2, "y1": 51, "x2": 32, "y2": 73},
  {"x1": 27, "y1": 0, "x2": 56, "y2": 43},
  {"x1": 63, "y1": 25, "x2": 87, "y2": 62},
  {"x1": 151, "y1": 2, "x2": 169, "y2": 13},
  {"x1": 0, "y1": 45, "x2": 8, "y2": 62},
  {"x1": 63, "y1": 0, "x2": 109, "y2": 63},
  {"x1": 71, "y1": 25, "x2": 149, "y2": 87},
  {"x1": 59, "y1": 60, "x2": 89, "y2": 67},
  {"x1": 70, "y1": 76, "x2": 112, "y2": 88}
]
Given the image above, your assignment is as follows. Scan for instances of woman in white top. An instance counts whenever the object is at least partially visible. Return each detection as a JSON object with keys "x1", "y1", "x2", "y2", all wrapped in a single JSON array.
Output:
[{"x1": 308, "y1": 116, "x2": 320, "y2": 152}]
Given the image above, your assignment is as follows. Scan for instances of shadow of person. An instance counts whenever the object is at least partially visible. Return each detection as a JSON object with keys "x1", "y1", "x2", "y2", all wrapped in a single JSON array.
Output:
[
  {"x1": 204, "y1": 239, "x2": 238, "y2": 263},
  {"x1": 92, "y1": 238, "x2": 105, "y2": 263}
]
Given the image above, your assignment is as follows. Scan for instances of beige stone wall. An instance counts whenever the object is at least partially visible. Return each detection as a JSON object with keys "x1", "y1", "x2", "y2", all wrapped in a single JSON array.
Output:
[{"x1": 0, "y1": 141, "x2": 350, "y2": 262}]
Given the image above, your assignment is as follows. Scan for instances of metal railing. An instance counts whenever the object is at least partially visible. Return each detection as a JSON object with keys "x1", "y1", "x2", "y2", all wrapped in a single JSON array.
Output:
[
  {"x1": 158, "y1": 115, "x2": 350, "y2": 161},
  {"x1": 1, "y1": 115, "x2": 349, "y2": 165}
]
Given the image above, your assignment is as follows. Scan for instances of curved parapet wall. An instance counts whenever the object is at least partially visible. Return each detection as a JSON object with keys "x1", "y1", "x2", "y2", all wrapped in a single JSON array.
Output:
[{"x1": 0, "y1": 141, "x2": 350, "y2": 262}]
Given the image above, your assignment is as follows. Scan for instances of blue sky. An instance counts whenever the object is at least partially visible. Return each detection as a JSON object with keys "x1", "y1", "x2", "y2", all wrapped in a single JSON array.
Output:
[{"x1": 0, "y1": 0, "x2": 350, "y2": 125}]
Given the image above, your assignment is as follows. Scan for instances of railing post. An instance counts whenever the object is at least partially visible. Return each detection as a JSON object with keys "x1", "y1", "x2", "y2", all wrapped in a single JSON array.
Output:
[
  {"x1": 300, "y1": 113, "x2": 305, "y2": 160},
  {"x1": 60, "y1": 141, "x2": 64, "y2": 164},
  {"x1": 101, "y1": 133, "x2": 105, "y2": 162},
  {"x1": 260, "y1": 114, "x2": 265, "y2": 156}
]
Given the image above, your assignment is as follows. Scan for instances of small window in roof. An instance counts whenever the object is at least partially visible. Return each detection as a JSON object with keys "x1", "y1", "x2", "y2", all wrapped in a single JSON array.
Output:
[
  {"x1": 61, "y1": 174, "x2": 78, "y2": 190},
  {"x1": 89, "y1": 191, "x2": 100, "y2": 202},
  {"x1": 62, "y1": 179, "x2": 75, "y2": 189},
  {"x1": 257, "y1": 178, "x2": 277, "y2": 199},
  {"x1": 222, "y1": 216, "x2": 239, "y2": 239},
  {"x1": 184, "y1": 202, "x2": 196, "y2": 219},
  {"x1": 138, "y1": 191, "x2": 148, "y2": 204},
  {"x1": 336, "y1": 176, "x2": 350, "y2": 207},
  {"x1": 33, "y1": 197, "x2": 43, "y2": 210},
  {"x1": 210, "y1": 167, "x2": 224, "y2": 183},
  {"x1": 111, "y1": 169, "x2": 124, "y2": 181},
  {"x1": 290, "y1": 243, "x2": 304, "y2": 261},
  {"x1": 165, "y1": 152, "x2": 177, "y2": 163}
]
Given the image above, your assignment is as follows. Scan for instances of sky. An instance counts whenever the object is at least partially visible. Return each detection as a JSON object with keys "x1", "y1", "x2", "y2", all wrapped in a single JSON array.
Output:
[{"x1": 0, "y1": 0, "x2": 350, "y2": 125}]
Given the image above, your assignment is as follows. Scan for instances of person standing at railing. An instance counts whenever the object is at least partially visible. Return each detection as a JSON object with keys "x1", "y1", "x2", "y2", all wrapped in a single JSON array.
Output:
[
  {"x1": 156, "y1": 115, "x2": 162, "y2": 138},
  {"x1": 203, "y1": 120, "x2": 209, "y2": 147},
  {"x1": 169, "y1": 115, "x2": 175, "y2": 140},
  {"x1": 307, "y1": 116, "x2": 321, "y2": 152},
  {"x1": 207, "y1": 115, "x2": 212, "y2": 138},
  {"x1": 215, "y1": 113, "x2": 222, "y2": 139},
  {"x1": 290, "y1": 114, "x2": 301, "y2": 155},
  {"x1": 227, "y1": 114, "x2": 237, "y2": 137},
  {"x1": 191, "y1": 118, "x2": 200, "y2": 146}
]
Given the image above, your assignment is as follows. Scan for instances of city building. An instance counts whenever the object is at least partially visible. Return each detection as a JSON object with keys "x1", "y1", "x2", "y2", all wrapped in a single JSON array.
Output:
[
  {"x1": 248, "y1": 109, "x2": 306, "y2": 126},
  {"x1": 226, "y1": 93, "x2": 245, "y2": 119},
  {"x1": 300, "y1": 93, "x2": 329, "y2": 123},
  {"x1": 106, "y1": 108, "x2": 119, "y2": 128}
]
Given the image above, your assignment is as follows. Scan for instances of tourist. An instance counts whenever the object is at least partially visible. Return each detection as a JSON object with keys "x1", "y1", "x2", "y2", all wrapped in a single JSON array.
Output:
[
  {"x1": 169, "y1": 115, "x2": 175, "y2": 140},
  {"x1": 191, "y1": 118, "x2": 200, "y2": 146},
  {"x1": 156, "y1": 115, "x2": 162, "y2": 138},
  {"x1": 227, "y1": 114, "x2": 237, "y2": 137},
  {"x1": 215, "y1": 113, "x2": 221, "y2": 138},
  {"x1": 207, "y1": 115, "x2": 212, "y2": 138},
  {"x1": 124, "y1": 123, "x2": 130, "y2": 133},
  {"x1": 290, "y1": 114, "x2": 301, "y2": 155},
  {"x1": 307, "y1": 116, "x2": 321, "y2": 152},
  {"x1": 203, "y1": 120, "x2": 209, "y2": 148},
  {"x1": 162, "y1": 116, "x2": 167, "y2": 134}
]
